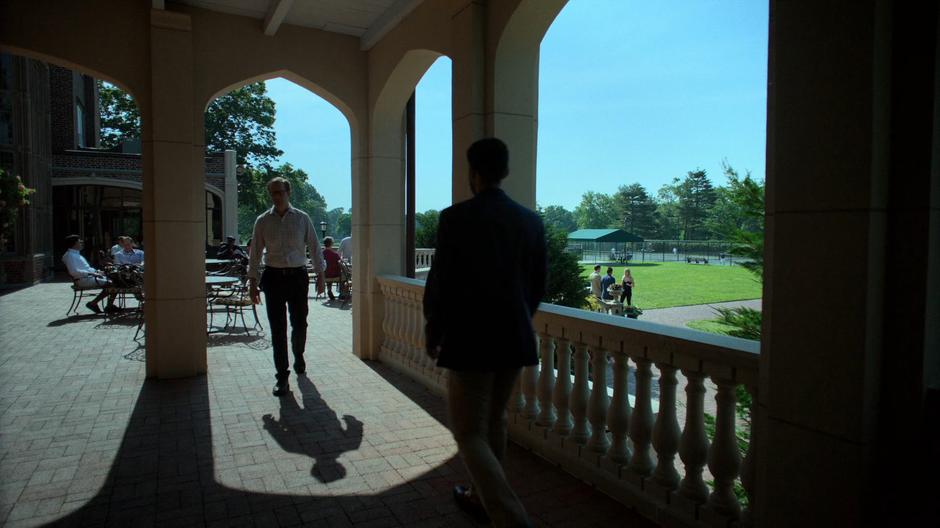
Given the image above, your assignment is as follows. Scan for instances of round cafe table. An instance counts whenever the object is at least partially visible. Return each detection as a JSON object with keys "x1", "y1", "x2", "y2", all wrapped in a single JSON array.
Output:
[
  {"x1": 205, "y1": 258, "x2": 234, "y2": 266},
  {"x1": 205, "y1": 276, "x2": 239, "y2": 287}
]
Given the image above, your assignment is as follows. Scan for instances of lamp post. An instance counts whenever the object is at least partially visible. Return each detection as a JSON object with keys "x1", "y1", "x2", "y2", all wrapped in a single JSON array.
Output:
[{"x1": 319, "y1": 221, "x2": 328, "y2": 239}]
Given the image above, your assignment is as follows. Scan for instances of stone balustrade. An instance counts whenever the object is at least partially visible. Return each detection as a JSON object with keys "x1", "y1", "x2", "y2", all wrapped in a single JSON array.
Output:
[
  {"x1": 376, "y1": 274, "x2": 760, "y2": 527},
  {"x1": 414, "y1": 248, "x2": 435, "y2": 270}
]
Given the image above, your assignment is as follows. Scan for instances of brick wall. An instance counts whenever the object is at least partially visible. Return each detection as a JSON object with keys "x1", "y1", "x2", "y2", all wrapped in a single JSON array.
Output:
[{"x1": 49, "y1": 66, "x2": 74, "y2": 153}]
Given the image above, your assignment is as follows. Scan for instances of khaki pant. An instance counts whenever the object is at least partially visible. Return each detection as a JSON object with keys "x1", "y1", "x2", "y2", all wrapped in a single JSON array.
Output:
[{"x1": 447, "y1": 369, "x2": 530, "y2": 528}]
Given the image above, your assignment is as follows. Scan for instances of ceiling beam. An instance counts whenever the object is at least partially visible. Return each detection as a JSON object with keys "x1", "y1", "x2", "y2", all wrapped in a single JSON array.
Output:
[
  {"x1": 263, "y1": 0, "x2": 295, "y2": 36},
  {"x1": 360, "y1": 0, "x2": 424, "y2": 50}
]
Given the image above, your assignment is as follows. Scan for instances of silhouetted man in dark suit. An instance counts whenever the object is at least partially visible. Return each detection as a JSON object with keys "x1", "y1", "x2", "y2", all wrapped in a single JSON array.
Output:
[{"x1": 424, "y1": 137, "x2": 546, "y2": 528}]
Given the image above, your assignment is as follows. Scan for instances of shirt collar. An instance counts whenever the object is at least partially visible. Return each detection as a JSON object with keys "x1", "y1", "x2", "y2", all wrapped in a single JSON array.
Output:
[
  {"x1": 67, "y1": 248, "x2": 80, "y2": 254},
  {"x1": 267, "y1": 205, "x2": 296, "y2": 216}
]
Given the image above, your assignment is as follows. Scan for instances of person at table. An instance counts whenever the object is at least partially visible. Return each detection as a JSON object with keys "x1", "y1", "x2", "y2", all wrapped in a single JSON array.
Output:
[
  {"x1": 109, "y1": 236, "x2": 127, "y2": 257},
  {"x1": 321, "y1": 236, "x2": 342, "y2": 301},
  {"x1": 248, "y1": 176, "x2": 325, "y2": 397},
  {"x1": 619, "y1": 268, "x2": 635, "y2": 306},
  {"x1": 338, "y1": 235, "x2": 352, "y2": 263},
  {"x1": 114, "y1": 237, "x2": 144, "y2": 266},
  {"x1": 601, "y1": 266, "x2": 616, "y2": 300},
  {"x1": 218, "y1": 235, "x2": 248, "y2": 262},
  {"x1": 589, "y1": 264, "x2": 602, "y2": 299},
  {"x1": 424, "y1": 138, "x2": 545, "y2": 528},
  {"x1": 62, "y1": 234, "x2": 117, "y2": 314}
]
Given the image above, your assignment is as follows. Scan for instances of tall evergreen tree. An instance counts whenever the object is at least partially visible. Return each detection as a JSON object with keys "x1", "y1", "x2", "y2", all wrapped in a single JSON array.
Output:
[
  {"x1": 612, "y1": 183, "x2": 657, "y2": 238},
  {"x1": 675, "y1": 169, "x2": 716, "y2": 240}
]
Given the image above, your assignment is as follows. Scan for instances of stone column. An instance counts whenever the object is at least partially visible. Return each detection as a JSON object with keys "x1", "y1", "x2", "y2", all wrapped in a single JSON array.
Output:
[
  {"x1": 142, "y1": 8, "x2": 207, "y2": 378},
  {"x1": 450, "y1": 0, "x2": 486, "y2": 205},
  {"x1": 223, "y1": 149, "x2": 237, "y2": 239},
  {"x1": 758, "y1": 1, "x2": 937, "y2": 525}
]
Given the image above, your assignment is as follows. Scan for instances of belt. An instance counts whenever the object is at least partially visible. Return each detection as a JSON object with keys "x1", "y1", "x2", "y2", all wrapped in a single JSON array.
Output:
[{"x1": 264, "y1": 266, "x2": 306, "y2": 274}]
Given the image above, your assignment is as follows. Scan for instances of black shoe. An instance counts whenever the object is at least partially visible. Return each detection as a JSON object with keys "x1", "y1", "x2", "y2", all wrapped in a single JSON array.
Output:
[
  {"x1": 272, "y1": 382, "x2": 289, "y2": 397},
  {"x1": 104, "y1": 305, "x2": 120, "y2": 313},
  {"x1": 86, "y1": 302, "x2": 102, "y2": 314},
  {"x1": 453, "y1": 485, "x2": 489, "y2": 524}
]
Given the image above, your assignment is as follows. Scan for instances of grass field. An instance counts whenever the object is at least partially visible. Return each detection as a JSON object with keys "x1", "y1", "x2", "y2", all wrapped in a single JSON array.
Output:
[
  {"x1": 685, "y1": 318, "x2": 738, "y2": 335},
  {"x1": 582, "y1": 261, "x2": 761, "y2": 309}
]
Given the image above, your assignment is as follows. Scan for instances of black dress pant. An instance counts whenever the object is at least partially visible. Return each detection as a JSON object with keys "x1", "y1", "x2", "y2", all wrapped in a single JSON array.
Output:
[
  {"x1": 261, "y1": 267, "x2": 309, "y2": 383},
  {"x1": 619, "y1": 285, "x2": 633, "y2": 306}
]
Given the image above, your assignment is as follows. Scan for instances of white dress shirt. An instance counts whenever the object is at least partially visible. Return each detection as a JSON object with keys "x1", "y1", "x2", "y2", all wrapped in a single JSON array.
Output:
[
  {"x1": 115, "y1": 248, "x2": 144, "y2": 265},
  {"x1": 62, "y1": 248, "x2": 99, "y2": 280},
  {"x1": 110, "y1": 244, "x2": 122, "y2": 256},
  {"x1": 338, "y1": 236, "x2": 352, "y2": 262},
  {"x1": 248, "y1": 205, "x2": 324, "y2": 280}
]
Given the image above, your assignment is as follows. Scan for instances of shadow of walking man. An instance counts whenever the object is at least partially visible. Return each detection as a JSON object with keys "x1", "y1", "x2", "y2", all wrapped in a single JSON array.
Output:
[{"x1": 262, "y1": 375, "x2": 363, "y2": 483}]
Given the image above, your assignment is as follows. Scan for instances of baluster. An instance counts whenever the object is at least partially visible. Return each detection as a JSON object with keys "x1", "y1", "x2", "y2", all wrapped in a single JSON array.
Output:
[
  {"x1": 651, "y1": 364, "x2": 681, "y2": 490},
  {"x1": 415, "y1": 295, "x2": 427, "y2": 372},
  {"x1": 536, "y1": 332, "x2": 556, "y2": 427},
  {"x1": 570, "y1": 341, "x2": 590, "y2": 445},
  {"x1": 707, "y1": 378, "x2": 742, "y2": 518},
  {"x1": 678, "y1": 371, "x2": 709, "y2": 503},
  {"x1": 401, "y1": 291, "x2": 414, "y2": 364},
  {"x1": 408, "y1": 293, "x2": 423, "y2": 370},
  {"x1": 522, "y1": 348, "x2": 539, "y2": 421},
  {"x1": 587, "y1": 345, "x2": 610, "y2": 453},
  {"x1": 380, "y1": 285, "x2": 391, "y2": 356},
  {"x1": 628, "y1": 358, "x2": 654, "y2": 476},
  {"x1": 389, "y1": 288, "x2": 402, "y2": 358},
  {"x1": 552, "y1": 337, "x2": 573, "y2": 435},
  {"x1": 508, "y1": 369, "x2": 525, "y2": 413},
  {"x1": 740, "y1": 382, "x2": 757, "y2": 526},
  {"x1": 606, "y1": 352, "x2": 631, "y2": 463}
]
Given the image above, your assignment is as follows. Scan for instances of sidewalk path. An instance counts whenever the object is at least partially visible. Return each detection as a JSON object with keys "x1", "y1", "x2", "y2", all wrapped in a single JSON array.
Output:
[{"x1": 640, "y1": 299, "x2": 762, "y2": 328}]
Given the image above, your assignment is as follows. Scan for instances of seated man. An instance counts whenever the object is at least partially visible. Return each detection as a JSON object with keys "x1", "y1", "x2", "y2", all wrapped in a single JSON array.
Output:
[
  {"x1": 110, "y1": 236, "x2": 127, "y2": 257},
  {"x1": 62, "y1": 234, "x2": 117, "y2": 314},
  {"x1": 218, "y1": 235, "x2": 249, "y2": 262},
  {"x1": 338, "y1": 235, "x2": 352, "y2": 263},
  {"x1": 114, "y1": 237, "x2": 144, "y2": 266},
  {"x1": 321, "y1": 236, "x2": 342, "y2": 301}
]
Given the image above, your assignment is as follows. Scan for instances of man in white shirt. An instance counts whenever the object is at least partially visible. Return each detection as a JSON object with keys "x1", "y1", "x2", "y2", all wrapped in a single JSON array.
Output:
[
  {"x1": 589, "y1": 264, "x2": 602, "y2": 298},
  {"x1": 110, "y1": 236, "x2": 127, "y2": 258},
  {"x1": 62, "y1": 234, "x2": 116, "y2": 314},
  {"x1": 338, "y1": 236, "x2": 352, "y2": 263},
  {"x1": 114, "y1": 237, "x2": 144, "y2": 266},
  {"x1": 248, "y1": 176, "x2": 325, "y2": 397}
]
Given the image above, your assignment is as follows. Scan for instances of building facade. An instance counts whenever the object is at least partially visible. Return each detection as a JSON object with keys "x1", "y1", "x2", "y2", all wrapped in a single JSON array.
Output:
[{"x1": 0, "y1": 54, "x2": 235, "y2": 285}]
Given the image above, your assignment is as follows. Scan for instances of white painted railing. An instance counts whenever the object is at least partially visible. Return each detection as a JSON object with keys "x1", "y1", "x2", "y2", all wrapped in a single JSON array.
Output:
[
  {"x1": 415, "y1": 248, "x2": 435, "y2": 270},
  {"x1": 376, "y1": 275, "x2": 760, "y2": 527}
]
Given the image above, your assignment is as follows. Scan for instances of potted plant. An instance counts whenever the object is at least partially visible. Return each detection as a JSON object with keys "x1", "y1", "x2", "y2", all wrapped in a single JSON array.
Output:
[
  {"x1": 0, "y1": 168, "x2": 36, "y2": 282},
  {"x1": 624, "y1": 305, "x2": 643, "y2": 319}
]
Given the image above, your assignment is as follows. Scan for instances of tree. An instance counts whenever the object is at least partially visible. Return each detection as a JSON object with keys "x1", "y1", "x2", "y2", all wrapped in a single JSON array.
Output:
[
  {"x1": 674, "y1": 169, "x2": 716, "y2": 240},
  {"x1": 707, "y1": 161, "x2": 763, "y2": 240},
  {"x1": 204, "y1": 82, "x2": 283, "y2": 167},
  {"x1": 611, "y1": 183, "x2": 657, "y2": 238},
  {"x1": 326, "y1": 207, "x2": 352, "y2": 240},
  {"x1": 654, "y1": 181, "x2": 681, "y2": 239},
  {"x1": 542, "y1": 222, "x2": 587, "y2": 308},
  {"x1": 97, "y1": 81, "x2": 140, "y2": 150},
  {"x1": 239, "y1": 163, "x2": 328, "y2": 241},
  {"x1": 539, "y1": 205, "x2": 577, "y2": 234},
  {"x1": 415, "y1": 210, "x2": 440, "y2": 249},
  {"x1": 573, "y1": 191, "x2": 618, "y2": 229}
]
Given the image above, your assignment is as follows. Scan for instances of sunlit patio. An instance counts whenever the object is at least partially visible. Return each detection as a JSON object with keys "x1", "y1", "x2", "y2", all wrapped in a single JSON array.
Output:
[{"x1": 0, "y1": 282, "x2": 653, "y2": 527}]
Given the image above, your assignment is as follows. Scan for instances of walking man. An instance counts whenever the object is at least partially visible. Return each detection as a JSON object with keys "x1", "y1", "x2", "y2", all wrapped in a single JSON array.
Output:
[
  {"x1": 249, "y1": 177, "x2": 325, "y2": 396},
  {"x1": 424, "y1": 138, "x2": 545, "y2": 528}
]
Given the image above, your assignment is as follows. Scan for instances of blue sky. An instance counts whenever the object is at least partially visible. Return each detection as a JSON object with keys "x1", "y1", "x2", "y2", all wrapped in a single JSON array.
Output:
[{"x1": 266, "y1": 0, "x2": 769, "y2": 213}]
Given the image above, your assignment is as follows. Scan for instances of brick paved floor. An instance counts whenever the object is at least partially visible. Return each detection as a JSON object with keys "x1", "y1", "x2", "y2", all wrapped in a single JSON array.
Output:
[{"x1": 0, "y1": 281, "x2": 655, "y2": 527}]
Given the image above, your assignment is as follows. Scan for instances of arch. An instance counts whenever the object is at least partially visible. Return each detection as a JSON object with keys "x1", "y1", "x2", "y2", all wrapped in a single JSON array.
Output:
[
  {"x1": 0, "y1": 45, "x2": 142, "y2": 110},
  {"x1": 371, "y1": 49, "x2": 444, "y2": 158},
  {"x1": 490, "y1": 0, "x2": 568, "y2": 209}
]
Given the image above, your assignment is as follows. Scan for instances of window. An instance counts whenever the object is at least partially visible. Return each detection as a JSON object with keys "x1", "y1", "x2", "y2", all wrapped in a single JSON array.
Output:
[
  {"x1": 75, "y1": 100, "x2": 85, "y2": 147},
  {"x1": 206, "y1": 192, "x2": 222, "y2": 246}
]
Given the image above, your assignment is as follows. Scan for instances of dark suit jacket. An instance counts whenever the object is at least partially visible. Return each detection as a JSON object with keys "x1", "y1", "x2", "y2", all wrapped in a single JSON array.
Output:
[{"x1": 423, "y1": 188, "x2": 547, "y2": 371}]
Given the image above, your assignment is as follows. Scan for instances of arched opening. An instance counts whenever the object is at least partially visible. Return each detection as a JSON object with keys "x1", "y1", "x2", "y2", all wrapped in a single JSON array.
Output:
[
  {"x1": 412, "y1": 56, "x2": 452, "y2": 278},
  {"x1": 0, "y1": 50, "x2": 148, "y2": 284}
]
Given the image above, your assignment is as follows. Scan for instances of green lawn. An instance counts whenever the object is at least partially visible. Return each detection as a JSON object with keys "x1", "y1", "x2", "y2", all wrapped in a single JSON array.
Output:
[
  {"x1": 685, "y1": 318, "x2": 738, "y2": 336},
  {"x1": 582, "y1": 262, "x2": 761, "y2": 309}
]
